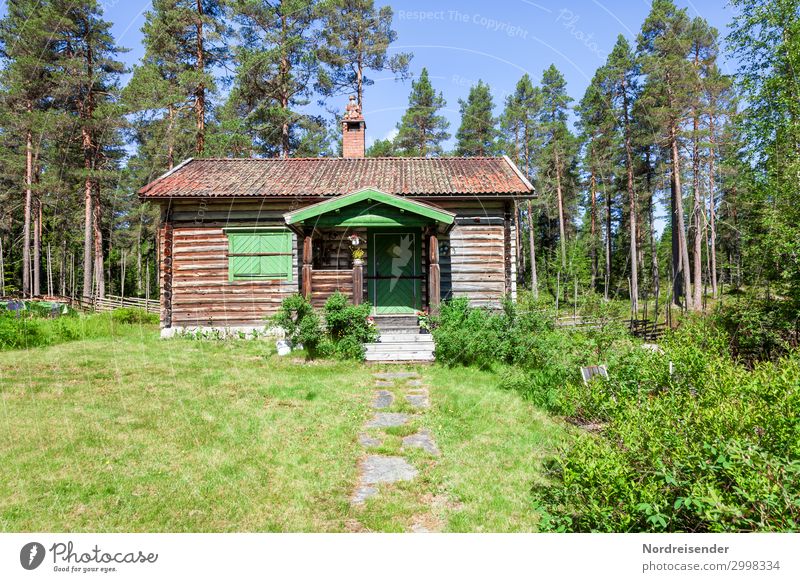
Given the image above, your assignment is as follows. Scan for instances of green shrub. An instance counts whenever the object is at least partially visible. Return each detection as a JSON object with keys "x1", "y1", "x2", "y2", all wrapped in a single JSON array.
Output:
[
  {"x1": 270, "y1": 293, "x2": 377, "y2": 360},
  {"x1": 111, "y1": 307, "x2": 159, "y2": 325},
  {"x1": 534, "y1": 349, "x2": 800, "y2": 532},
  {"x1": 322, "y1": 292, "x2": 378, "y2": 359},
  {"x1": 435, "y1": 295, "x2": 799, "y2": 532},
  {"x1": 713, "y1": 297, "x2": 799, "y2": 364},
  {"x1": 270, "y1": 294, "x2": 324, "y2": 358}
]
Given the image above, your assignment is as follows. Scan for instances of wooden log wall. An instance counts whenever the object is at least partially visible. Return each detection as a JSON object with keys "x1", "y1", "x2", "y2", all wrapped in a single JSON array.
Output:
[
  {"x1": 425, "y1": 199, "x2": 518, "y2": 308},
  {"x1": 157, "y1": 197, "x2": 520, "y2": 325},
  {"x1": 310, "y1": 270, "x2": 354, "y2": 309},
  {"x1": 161, "y1": 200, "x2": 305, "y2": 327}
]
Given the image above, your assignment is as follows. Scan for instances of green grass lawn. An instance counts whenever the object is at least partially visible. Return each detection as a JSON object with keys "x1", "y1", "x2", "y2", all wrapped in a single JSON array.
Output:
[{"x1": 0, "y1": 326, "x2": 569, "y2": 532}]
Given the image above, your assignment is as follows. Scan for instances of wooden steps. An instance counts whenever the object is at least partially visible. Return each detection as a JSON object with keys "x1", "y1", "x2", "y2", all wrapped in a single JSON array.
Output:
[{"x1": 365, "y1": 314, "x2": 435, "y2": 362}]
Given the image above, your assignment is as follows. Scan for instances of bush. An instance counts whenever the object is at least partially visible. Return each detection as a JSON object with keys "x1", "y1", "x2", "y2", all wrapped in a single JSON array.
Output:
[
  {"x1": 270, "y1": 294, "x2": 324, "y2": 357},
  {"x1": 433, "y1": 295, "x2": 800, "y2": 531},
  {"x1": 533, "y1": 327, "x2": 800, "y2": 532},
  {"x1": 111, "y1": 307, "x2": 159, "y2": 325},
  {"x1": 270, "y1": 293, "x2": 377, "y2": 360},
  {"x1": 713, "y1": 297, "x2": 799, "y2": 364}
]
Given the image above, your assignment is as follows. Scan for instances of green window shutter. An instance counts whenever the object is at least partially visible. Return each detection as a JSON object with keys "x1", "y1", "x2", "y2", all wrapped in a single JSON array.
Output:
[{"x1": 228, "y1": 230, "x2": 293, "y2": 281}]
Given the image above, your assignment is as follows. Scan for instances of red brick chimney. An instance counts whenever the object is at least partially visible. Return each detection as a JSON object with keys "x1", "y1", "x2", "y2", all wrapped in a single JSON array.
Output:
[{"x1": 342, "y1": 95, "x2": 365, "y2": 158}]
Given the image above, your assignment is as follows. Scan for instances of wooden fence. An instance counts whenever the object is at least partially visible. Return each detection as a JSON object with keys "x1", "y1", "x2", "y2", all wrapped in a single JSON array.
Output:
[
  {"x1": 555, "y1": 315, "x2": 667, "y2": 341},
  {"x1": 27, "y1": 294, "x2": 160, "y2": 315}
]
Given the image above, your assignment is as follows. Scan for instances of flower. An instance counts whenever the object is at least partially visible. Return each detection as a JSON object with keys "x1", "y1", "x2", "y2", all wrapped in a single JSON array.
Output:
[{"x1": 348, "y1": 233, "x2": 361, "y2": 246}]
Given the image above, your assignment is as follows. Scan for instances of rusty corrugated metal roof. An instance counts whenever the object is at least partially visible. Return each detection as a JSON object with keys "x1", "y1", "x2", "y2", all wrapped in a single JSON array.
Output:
[{"x1": 138, "y1": 156, "x2": 534, "y2": 199}]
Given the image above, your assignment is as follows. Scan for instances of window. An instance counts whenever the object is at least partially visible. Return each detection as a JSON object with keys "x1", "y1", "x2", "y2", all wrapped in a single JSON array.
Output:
[{"x1": 226, "y1": 229, "x2": 293, "y2": 281}]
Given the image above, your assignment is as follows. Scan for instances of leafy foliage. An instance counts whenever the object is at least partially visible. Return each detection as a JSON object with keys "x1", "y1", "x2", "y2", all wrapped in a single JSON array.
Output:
[
  {"x1": 271, "y1": 292, "x2": 377, "y2": 360},
  {"x1": 322, "y1": 291, "x2": 378, "y2": 360},
  {"x1": 433, "y1": 296, "x2": 799, "y2": 532}
]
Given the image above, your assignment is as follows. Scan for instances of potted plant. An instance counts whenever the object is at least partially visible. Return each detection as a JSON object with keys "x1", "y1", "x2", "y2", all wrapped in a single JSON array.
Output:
[
  {"x1": 417, "y1": 308, "x2": 432, "y2": 334},
  {"x1": 349, "y1": 233, "x2": 364, "y2": 266}
]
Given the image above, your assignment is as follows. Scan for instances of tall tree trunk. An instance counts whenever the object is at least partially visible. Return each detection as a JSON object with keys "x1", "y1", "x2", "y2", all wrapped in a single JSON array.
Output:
[
  {"x1": 279, "y1": 14, "x2": 291, "y2": 157},
  {"x1": 137, "y1": 216, "x2": 143, "y2": 295},
  {"x1": 23, "y1": 115, "x2": 33, "y2": 298},
  {"x1": 621, "y1": 76, "x2": 638, "y2": 317},
  {"x1": 708, "y1": 113, "x2": 719, "y2": 298},
  {"x1": 81, "y1": 38, "x2": 95, "y2": 299},
  {"x1": 81, "y1": 170, "x2": 93, "y2": 298},
  {"x1": 93, "y1": 191, "x2": 105, "y2": 298},
  {"x1": 646, "y1": 149, "x2": 660, "y2": 322},
  {"x1": 59, "y1": 238, "x2": 67, "y2": 296},
  {"x1": 669, "y1": 123, "x2": 691, "y2": 310},
  {"x1": 167, "y1": 104, "x2": 176, "y2": 170},
  {"x1": 526, "y1": 200, "x2": 538, "y2": 299},
  {"x1": 690, "y1": 104, "x2": 703, "y2": 310},
  {"x1": 33, "y1": 195, "x2": 41, "y2": 296},
  {"x1": 605, "y1": 178, "x2": 612, "y2": 301},
  {"x1": 514, "y1": 202, "x2": 524, "y2": 284},
  {"x1": 194, "y1": 0, "x2": 206, "y2": 155},
  {"x1": 590, "y1": 170, "x2": 598, "y2": 291},
  {"x1": 554, "y1": 147, "x2": 567, "y2": 271},
  {"x1": 356, "y1": 53, "x2": 364, "y2": 109}
]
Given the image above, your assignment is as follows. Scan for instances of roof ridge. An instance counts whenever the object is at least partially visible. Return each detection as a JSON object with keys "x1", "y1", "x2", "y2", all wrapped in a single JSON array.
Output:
[{"x1": 190, "y1": 156, "x2": 508, "y2": 161}]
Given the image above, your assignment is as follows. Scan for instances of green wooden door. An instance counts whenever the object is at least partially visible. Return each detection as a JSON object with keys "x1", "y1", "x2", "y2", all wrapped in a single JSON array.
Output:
[{"x1": 371, "y1": 231, "x2": 421, "y2": 314}]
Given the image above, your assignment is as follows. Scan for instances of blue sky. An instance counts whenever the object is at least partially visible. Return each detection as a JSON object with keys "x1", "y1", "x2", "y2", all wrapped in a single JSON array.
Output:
[{"x1": 99, "y1": 0, "x2": 740, "y2": 150}]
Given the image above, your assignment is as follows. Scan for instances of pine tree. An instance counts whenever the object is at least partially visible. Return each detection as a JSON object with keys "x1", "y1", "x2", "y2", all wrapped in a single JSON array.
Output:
[
  {"x1": 394, "y1": 68, "x2": 450, "y2": 157},
  {"x1": 703, "y1": 64, "x2": 733, "y2": 299},
  {"x1": 455, "y1": 80, "x2": 497, "y2": 156},
  {"x1": 132, "y1": 0, "x2": 229, "y2": 158},
  {"x1": 576, "y1": 64, "x2": 615, "y2": 296},
  {"x1": 366, "y1": 138, "x2": 395, "y2": 157},
  {"x1": 230, "y1": 0, "x2": 318, "y2": 157},
  {"x1": 638, "y1": 0, "x2": 693, "y2": 310},
  {"x1": 500, "y1": 74, "x2": 541, "y2": 293},
  {"x1": 317, "y1": 0, "x2": 411, "y2": 109},
  {"x1": 51, "y1": 0, "x2": 126, "y2": 298},
  {"x1": 0, "y1": 0, "x2": 59, "y2": 296},
  {"x1": 687, "y1": 16, "x2": 717, "y2": 311},
  {"x1": 538, "y1": 64, "x2": 575, "y2": 272},
  {"x1": 607, "y1": 35, "x2": 641, "y2": 316}
]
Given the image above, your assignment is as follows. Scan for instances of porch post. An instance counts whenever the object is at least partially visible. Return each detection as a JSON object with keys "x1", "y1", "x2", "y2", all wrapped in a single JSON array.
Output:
[
  {"x1": 301, "y1": 232, "x2": 313, "y2": 300},
  {"x1": 352, "y1": 260, "x2": 363, "y2": 306},
  {"x1": 428, "y1": 232, "x2": 440, "y2": 313}
]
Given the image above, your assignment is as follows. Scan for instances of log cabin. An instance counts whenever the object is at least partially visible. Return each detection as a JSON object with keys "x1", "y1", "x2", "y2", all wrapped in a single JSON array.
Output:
[{"x1": 139, "y1": 96, "x2": 534, "y2": 357}]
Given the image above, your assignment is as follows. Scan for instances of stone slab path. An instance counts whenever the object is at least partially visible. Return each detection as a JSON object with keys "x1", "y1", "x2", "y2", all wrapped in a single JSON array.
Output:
[{"x1": 350, "y1": 371, "x2": 444, "y2": 532}]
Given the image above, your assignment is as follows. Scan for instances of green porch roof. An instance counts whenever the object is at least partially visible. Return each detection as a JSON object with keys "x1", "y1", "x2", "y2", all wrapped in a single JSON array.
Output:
[{"x1": 283, "y1": 188, "x2": 456, "y2": 231}]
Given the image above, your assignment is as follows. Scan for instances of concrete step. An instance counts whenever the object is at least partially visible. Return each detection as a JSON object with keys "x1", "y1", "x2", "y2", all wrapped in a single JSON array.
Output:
[
  {"x1": 375, "y1": 328, "x2": 421, "y2": 336},
  {"x1": 365, "y1": 352, "x2": 434, "y2": 362},
  {"x1": 373, "y1": 315, "x2": 421, "y2": 334},
  {"x1": 375, "y1": 333, "x2": 434, "y2": 343},
  {"x1": 366, "y1": 344, "x2": 434, "y2": 353}
]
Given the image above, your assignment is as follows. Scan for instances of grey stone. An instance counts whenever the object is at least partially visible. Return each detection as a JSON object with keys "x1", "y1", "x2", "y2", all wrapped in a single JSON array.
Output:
[
  {"x1": 373, "y1": 372, "x2": 419, "y2": 380},
  {"x1": 406, "y1": 393, "x2": 429, "y2": 409},
  {"x1": 360, "y1": 455, "x2": 418, "y2": 484},
  {"x1": 365, "y1": 412, "x2": 410, "y2": 428},
  {"x1": 402, "y1": 429, "x2": 440, "y2": 456},
  {"x1": 407, "y1": 379, "x2": 423, "y2": 387},
  {"x1": 372, "y1": 390, "x2": 394, "y2": 409},
  {"x1": 351, "y1": 484, "x2": 377, "y2": 504},
  {"x1": 358, "y1": 433, "x2": 383, "y2": 447},
  {"x1": 374, "y1": 380, "x2": 395, "y2": 388},
  {"x1": 350, "y1": 456, "x2": 418, "y2": 505}
]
